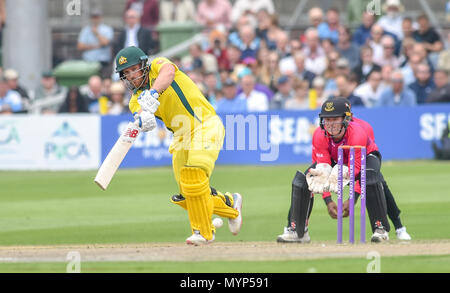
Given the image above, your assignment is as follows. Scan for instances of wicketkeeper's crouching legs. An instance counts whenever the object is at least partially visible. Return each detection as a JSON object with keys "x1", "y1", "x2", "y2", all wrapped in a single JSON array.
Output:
[
  {"x1": 277, "y1": 168, "x2": 315, "y2": 243},
  {"x1": 360, "y1": 151, "x2": 390, "y2": 235}
]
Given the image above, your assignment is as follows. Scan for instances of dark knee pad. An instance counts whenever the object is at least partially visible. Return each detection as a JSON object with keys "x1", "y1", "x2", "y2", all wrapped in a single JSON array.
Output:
[
  {"x1": 290, "y1": 171, "x2": 313, "y2": 237},
  {"x1": 366, "y1": 181, "x2": 390, "y2": 232}
]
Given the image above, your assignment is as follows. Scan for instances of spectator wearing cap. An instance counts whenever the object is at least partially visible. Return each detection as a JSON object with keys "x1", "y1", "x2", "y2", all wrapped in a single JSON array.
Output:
[
  {"x1": 124, "y1": 0, "x2": 159, "y2": 30},
  {"x1": 336, "y1": 26, "x2": 360, "y2": 70},
  {"x1": 317, "y1": 7, "x2": 341, "y2": 45},
  {"x1": 59, "y1": 86, "x2": 89, "y2": 113},
  {"x1": 376, "y1": 70, "x2": 416, "y2": 106},
  {"x1": 293, "y1": 52, "x2": 316, "y2": 88},
  {"x1": 196, "y1": 0, "x2": 232, "y2": 31},
  {"x1": 33, "y1": 71, "x2": 67, "y2": 114},
  {"x1": 354, "y1": 46, "x2": 381, "y2": 84},
  {"x1": 230, "y1": 0, "x2": 275, "y2": 24},
  {"x1": 3, "y1": 69, "x2": 30, "y2": 108},
  {"x1": 352, "y1": 11, "x2": 376, "y2": 47},
  {"x1": 426, "y1": 70, "x2": 450, "y2": 104},
  {"x1": 0, "y1": 76, "x2": 23, "y2": 114},
  {"x1": 270, "y1": 75, "x2": 294, "y2": 110},
  {"x1": 114, "y1": 9, "x2": 156, "y2": 57},
  {"x1": 77, "y1": 10, "x2": 114, "y2": 78},
  {"x1": 284, "y1": 79, "x2": 310, "y2": 110},
  {"x1": 215, "y1": 78, "x2": 247, "y2": 113},
  {"x1": 376, "y1": 0, "x2": 404, "y2": 40},
  {"x1": 107, "y1": 82, "x2": 130, "y2": 115},
  {"x1": 354, "y1": 70, "x2": 385, "y2": 107},
  {"x1": 237, "y1": 74, "x2": 268, "y2": 112},
  {"x1": 160, "y1": 0, "x2": 196, "y2": 23},
  {"x1": 408, "y1": 63, "x2": 435, "y2": 104},
  {"x1": 302, "y1": 28, "x2": 327, "y2": 76}
]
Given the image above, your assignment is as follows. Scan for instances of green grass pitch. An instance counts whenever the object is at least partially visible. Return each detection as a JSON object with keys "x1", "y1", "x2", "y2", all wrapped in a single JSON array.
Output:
[{"x1": 0, "y1": 160, "x2": 449, "y2": 272}]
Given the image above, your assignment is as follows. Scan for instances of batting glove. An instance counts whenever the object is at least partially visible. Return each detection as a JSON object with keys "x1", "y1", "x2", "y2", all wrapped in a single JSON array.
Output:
[
  {"x1": 326, "y1": 165, "x2": 350, "y2": 193},
  {"x1": 138, "y1": 89, "x2": 160, "y2": 114},
  {"x1": 306, "y1": 163, "x2": 332, "y2": 194},
  {"x1": 134, "y1": 111, "x2": 157, "y2": 132}
]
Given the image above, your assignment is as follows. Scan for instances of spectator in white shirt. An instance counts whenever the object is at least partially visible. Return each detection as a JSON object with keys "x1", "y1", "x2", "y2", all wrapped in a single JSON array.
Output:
[
  {"x1": 237, "y1": 74, "x2": 268, "y2": 112},
  {"x1": 376, "y1": 0, "x2": 404, "y2": 40},
  {"x1": 231, "y1": 0, "x2": 275, "y2": 24},
  {"x1": 302, "y1": 27, "x2": 327, "y2": 75},
  {"x1": 368, "y1": 24, "x2": 385, "y2": 66},
  {"x1": 354, "y1": 70, "x2": 385, "y2": 107},
  {"x1": 374, "y1": 35, "x2": 401, "y2": 68}
]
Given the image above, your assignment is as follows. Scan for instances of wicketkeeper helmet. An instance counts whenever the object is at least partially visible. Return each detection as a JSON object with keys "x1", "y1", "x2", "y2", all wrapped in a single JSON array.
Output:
[{"x1": 319, "y1": 97, "x2": 352, "y2": 133}]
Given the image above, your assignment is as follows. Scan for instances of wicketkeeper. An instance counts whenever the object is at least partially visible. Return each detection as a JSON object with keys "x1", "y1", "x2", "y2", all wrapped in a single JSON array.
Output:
[
  {"x1": 277, "y1": 97, "x2": 390, "y2": 243},
  {"x1": 320, "y1": 97, "x2": 411, "y2": 240},
  {"x1": 115, "y1": 46, "x2": 242, "y2": 245}
]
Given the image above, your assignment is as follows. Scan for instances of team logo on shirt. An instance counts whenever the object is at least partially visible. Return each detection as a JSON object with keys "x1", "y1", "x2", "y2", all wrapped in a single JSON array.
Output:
[
  {"x1": 324, "y1": 102, "x2": 335, "y2": 112},
  {"x1": 118, "y1": 56, "x2": 127, "y2": 65}
]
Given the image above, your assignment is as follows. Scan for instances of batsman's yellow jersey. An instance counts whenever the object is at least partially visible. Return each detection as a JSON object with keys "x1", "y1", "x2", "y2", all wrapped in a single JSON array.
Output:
[
  {"x1": 129, "y1": 57, "x2": 216, "y2": 135},
  {"x1": 129, "y1": 57, "x2": 225, "y2": 180}
]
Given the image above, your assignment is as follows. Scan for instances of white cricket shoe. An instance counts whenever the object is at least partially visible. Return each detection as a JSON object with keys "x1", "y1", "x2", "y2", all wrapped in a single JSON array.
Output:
[
  {"x1": 396, "y1": 227, "x2": 412, "y2": 240},
  {"x1": 228, "y1": 193, "x2": 243, "y2": 235},
  {"x1": 276, "y1": 226, "x2": 311, "y2": 243},
  {"x1": 371, "y1": 228, "x2": 389, "y2": 243},
  {"x1": 186, "y1": 230, "x2": 215, "y2": 246}
]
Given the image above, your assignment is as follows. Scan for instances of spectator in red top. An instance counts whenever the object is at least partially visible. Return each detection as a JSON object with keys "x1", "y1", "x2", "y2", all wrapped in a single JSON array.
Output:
[{"x1": 206, "y1": 30, "x2": 230, "y2": 71}]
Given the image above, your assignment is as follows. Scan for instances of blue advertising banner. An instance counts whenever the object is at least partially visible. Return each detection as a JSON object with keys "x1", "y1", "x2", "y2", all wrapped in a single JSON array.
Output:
[
  {"x1": 101, "y1": 115, "x2": 173, "y2": 168},
  {"x1": 100, "y1": 104, "x2": 450, "y2": 168}
]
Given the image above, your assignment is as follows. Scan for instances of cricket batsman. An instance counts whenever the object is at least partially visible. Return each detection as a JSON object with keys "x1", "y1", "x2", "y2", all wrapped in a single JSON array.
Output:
[
  {"x1": 277, "y1": 97, "x2": 391, "y2": 243},
  {"x1": 115, "y1": 46, "x2": 242, "y2": 245}
]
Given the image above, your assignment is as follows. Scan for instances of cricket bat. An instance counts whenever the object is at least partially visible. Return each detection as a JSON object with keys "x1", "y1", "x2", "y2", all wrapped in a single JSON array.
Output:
[{"x1": 94, "y1": 121, "x2": 141, "y2": 190}]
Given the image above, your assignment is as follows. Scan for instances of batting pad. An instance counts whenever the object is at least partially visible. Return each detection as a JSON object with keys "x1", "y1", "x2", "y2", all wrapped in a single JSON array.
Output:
[
  {"x1": 171, "y1": 190, "x2": 238, "y2": 219},
  {"x1": 180, "y1": 167, "x2": 214, "y2": 240},
  {"x1": 213, "y1": 191, "x2": 239, "y2": 219}
]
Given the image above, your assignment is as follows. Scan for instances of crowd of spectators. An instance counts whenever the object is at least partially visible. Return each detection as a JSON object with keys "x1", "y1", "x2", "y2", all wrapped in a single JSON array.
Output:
[{"x1": 1, "y1": 0, "x2": 450, "y2": 116}]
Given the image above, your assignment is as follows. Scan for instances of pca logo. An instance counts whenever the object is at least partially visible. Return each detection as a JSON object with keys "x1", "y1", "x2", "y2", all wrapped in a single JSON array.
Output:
[
  {"x1": 0, "y1": 122, "x2": 20, "y2": 145},
  {"x1": 45, "y1": 121, "x2": 90, "y2": 160}
]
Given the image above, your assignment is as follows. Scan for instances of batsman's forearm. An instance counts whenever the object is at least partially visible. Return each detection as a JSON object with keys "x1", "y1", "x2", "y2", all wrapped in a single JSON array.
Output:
[{"x1": 151, "y1": 64, "x2": 176, "y2": 94}]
